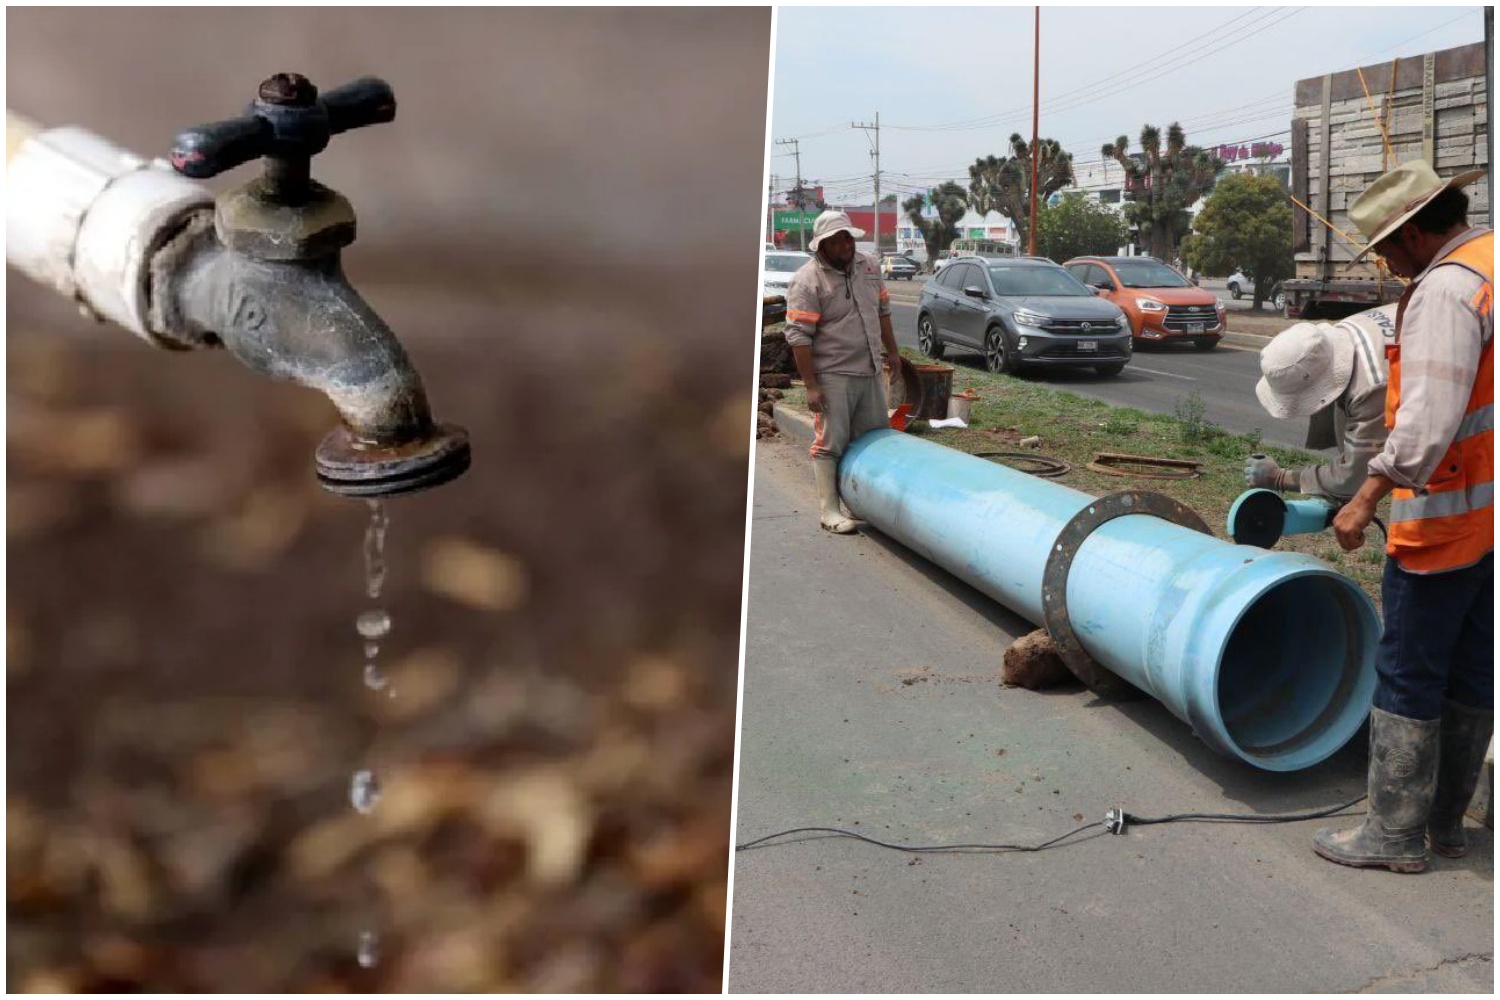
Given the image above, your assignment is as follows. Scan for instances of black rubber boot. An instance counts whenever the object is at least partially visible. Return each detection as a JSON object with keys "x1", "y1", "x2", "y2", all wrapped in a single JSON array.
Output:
[
  {"x1": 1427, "y1": 700, "x2": 1493, "y2": 859},
  {"x1": 1313, "y1": 707, "x2": 1440, "y2": 873}
]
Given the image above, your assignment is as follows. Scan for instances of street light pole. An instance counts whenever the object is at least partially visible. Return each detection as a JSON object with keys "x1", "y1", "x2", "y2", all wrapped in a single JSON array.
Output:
[{"x1": 1029, "y1": 5, "x2": 1040, "y2": 256}]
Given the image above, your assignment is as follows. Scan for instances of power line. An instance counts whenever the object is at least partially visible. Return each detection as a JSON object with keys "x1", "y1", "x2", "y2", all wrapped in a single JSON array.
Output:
[
  {"x1": 887, "y1": 7, "x2": 1306, "y2": 134},
  {"x1": 780, "y1": 10, "x2": 1479, "y2": 201},
  {"x1": 781, "y1": 6, "x2": 1472, "y2": 170},
  {"x1": 886, "y1": 6, "x2": 1273, "y2": 133}
]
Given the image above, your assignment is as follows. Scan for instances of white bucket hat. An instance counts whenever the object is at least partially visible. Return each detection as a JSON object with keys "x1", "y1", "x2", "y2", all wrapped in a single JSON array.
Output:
[
  {"x1": 1350, "y1": 159, "x2": 1483, "y2": 261},
  {"x1": 1255, "y1": 322, "x2": 1356, "y2": 419},
  {"x1": 808, "y1": 209, "x2": 865, "y2": 251}
]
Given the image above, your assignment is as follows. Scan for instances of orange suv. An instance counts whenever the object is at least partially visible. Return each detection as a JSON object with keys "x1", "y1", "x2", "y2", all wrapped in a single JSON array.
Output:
[{"x1": 1063, "y1": 256, "x2": 1226, "y2": 350}]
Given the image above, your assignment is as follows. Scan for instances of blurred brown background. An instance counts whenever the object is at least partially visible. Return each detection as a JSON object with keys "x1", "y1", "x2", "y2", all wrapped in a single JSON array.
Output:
[{"x1": 7, "y1": 8, "x2": 768, "y2": 992}]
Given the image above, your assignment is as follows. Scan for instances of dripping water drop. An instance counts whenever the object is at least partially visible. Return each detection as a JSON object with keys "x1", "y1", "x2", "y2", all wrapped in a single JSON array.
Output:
[
  {"x1": 356, "y1": 610, "x2": 391, "y2": 640},
  {"x1": 357, "y1": 929, "x2": 380, "y2": 968},
  {"x1": 350, "y1": 769, "x2": 382, "y2": 814}
]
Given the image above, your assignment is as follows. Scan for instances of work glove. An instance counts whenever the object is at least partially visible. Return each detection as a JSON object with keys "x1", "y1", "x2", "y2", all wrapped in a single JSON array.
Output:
[{"x1": 1244, "y1": 454, "x2": 1298, "y2": 491}]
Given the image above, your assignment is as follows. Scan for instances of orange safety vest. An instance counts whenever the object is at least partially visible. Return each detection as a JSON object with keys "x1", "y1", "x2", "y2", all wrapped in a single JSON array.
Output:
[{"x1": 1384, "y1": 229, "x2": 1494, "y2": 573}]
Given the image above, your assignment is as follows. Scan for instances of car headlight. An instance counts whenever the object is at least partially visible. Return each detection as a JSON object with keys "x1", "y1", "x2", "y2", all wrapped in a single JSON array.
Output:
[
  {"x1": 1117, "y1": 314, "x2": 1132, "y2": 330},
  {"x1": 1216, "y1": 299, "x2": 1226, "y2": 312},
  {"x1": 1135, "y1": 298, "x2": 1167, "y2": 311},
  {"x1": 1012, "y1": 309, "x2": 1049, "y2": 327}
]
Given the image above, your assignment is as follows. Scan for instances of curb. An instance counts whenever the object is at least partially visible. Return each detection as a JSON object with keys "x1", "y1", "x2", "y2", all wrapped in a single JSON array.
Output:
[
  {"x1": 1222, "y1": 329, "x2": 1273, "y2": 350},
  {"x1": 770, "y1": 401, "x2": 815, "y2": 447}
]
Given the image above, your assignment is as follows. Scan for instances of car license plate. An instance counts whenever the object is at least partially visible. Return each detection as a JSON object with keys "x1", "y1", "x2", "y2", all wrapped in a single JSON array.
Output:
[
  {"x1": 1187, "y1": 322, "x2": 1205, "y2": 334},
  {"x1": 1077, "y1": 340, "x2": 1097, "y2": 351}
]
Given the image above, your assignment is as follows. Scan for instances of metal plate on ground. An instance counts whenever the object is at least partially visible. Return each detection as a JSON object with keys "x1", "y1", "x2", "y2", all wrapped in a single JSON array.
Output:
[{"x1": 1041, "y1": 490, "x2": 1212, "y2": 698}]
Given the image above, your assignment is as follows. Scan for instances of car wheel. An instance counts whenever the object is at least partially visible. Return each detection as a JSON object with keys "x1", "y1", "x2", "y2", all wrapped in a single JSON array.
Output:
[
  {"x1": 1273, "y1": 286, "x2": 1288, "y2": 314},
  {"x1": 1194, "y1": 337, "x2": 1220, "y2": 351},
  {"x1": 917, "y1": 314, "x2": 945, "y2": 359},
  {"x1": 1094, "y1": 363, "x2": 1126, "y2": 377},
  {"x1": 985, "y1": 326, "x2": 1016, "y2": 375}
]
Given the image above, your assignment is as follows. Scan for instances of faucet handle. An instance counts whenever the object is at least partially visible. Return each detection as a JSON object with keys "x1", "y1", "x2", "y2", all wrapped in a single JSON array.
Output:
[
  {"x1": 169, "y1": 73, "x2": 396, "y2": 184},
  {"x1": 322, "y1": 77, "x2": 398, "y2": 137}
]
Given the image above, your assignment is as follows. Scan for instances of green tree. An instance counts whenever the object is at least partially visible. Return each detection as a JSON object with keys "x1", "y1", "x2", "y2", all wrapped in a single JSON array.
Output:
[
  {"x1": 1037, "y1": 193, "x2": 1129, "y2": 263},
  {"x1": 968, "y1": 134, "x2": 1074, "y2": 252},
  {"x1": 1102, "y1": 123, "x2": 1222, "y2": 260},
  {"x1": 903, "y1": 182, "x2": 968, "y2": 262},
  {"x1": 1179, "y1": 172, "x2": 1293, "y2": 311}
]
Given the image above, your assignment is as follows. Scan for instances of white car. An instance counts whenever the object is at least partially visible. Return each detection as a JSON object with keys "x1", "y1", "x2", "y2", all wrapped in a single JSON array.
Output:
[{"x1": 763, "y1": 249, "x2": 811, "y2": 296}]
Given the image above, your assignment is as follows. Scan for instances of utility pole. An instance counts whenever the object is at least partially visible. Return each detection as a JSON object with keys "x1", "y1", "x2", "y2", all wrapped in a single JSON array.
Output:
[
  {"x1": 775, "y1": 138, "x2": 805, "y2": 250},
  {"x1": 852, "y1": 113, "x2": 881, "y2": 253},
  {"x1": 1029, "y1": 6, "x2": 1041, "y2": 256},
  {"x1": 766, "y1": 173, "x2": 777, "y2": 248},
  {"x1": 1487, "y1": 6, "x2": 1494, "y2": 228}
]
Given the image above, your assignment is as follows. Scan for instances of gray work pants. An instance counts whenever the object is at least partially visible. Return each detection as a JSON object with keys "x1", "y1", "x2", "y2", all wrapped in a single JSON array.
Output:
[{"x1": 809, "y1": 373, "x2": 888, "y2": 461}]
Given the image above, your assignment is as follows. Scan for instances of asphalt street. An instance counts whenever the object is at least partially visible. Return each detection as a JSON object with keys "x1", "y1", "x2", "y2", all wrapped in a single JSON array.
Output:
[
  {"x1": 727, "y1": 438, "x2": 1494, "y2": 993},
  {"x1": 884, "y1": 286, "x2": 1313, "y2": 451}
]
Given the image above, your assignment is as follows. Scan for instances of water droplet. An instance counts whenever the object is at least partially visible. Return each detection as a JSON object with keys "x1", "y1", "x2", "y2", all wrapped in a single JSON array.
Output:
[
  {"x1": 364, "y1": 501, "x2": 389, "y2": 600},
  {"x1": 363, "y1": 664, "x2": 389, "y2": 691},
  {"x1": 357, "y1": 930, "x2": 380, "y2": 968},
  {"x1": 356, "y1": 610, "x2": 390, "y2": 640},
  {"x1": 350, "y1": 770, "x2": 382, "y2": 814}
]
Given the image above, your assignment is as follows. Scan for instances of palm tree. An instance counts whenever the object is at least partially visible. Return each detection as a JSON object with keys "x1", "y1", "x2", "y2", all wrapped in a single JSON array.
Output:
[
  {"x1": 967, "y1": 134, "x2": 1075, "y2": 252},
  {"x1": 903, "y1": 182, "x2": 968, "y2": 263},
  {"x1": 1102, "y1": 123, "x2": 1223, "y2": 260}
]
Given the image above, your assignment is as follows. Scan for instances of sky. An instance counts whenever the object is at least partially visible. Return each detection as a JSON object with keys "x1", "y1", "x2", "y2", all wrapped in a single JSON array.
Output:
[{"x1": 769, "y1": 4, "x2": 1487, "y2": 206}]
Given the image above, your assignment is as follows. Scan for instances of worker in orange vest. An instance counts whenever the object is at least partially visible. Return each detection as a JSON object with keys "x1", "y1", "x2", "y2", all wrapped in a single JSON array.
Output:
[{"x1": 1314, "y1": 161, "x2": 1493, "y2": 874}]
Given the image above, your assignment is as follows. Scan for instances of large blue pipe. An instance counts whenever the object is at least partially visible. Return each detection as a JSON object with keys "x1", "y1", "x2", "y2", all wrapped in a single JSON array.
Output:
[{"x1": 840, "y1": 429, "x2": 1380, "y2": 772}]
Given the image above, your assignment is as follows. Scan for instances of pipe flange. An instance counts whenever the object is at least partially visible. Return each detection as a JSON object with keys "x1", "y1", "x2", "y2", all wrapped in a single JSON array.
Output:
[{"x1": 1041, "y1": 490, "x2": 1211, "y2": 698}]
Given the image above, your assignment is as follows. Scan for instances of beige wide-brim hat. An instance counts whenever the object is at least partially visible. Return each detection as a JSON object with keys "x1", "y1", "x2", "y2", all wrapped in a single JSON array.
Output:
[
  {"x1": 1350, "y1": 159, "x2": 1484, "y2": 262},
  {"x1": 1255, "y1": 321, "x2": 1355, "y2": 419},
  {"x1": 808, "y1": 209, "x2": 866, "y2": 251}
]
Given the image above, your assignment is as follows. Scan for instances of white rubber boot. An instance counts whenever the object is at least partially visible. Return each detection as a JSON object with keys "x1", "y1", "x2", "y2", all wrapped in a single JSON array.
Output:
[{"x1": 813, "y1": 459, "x2": 858, "y2": 534}]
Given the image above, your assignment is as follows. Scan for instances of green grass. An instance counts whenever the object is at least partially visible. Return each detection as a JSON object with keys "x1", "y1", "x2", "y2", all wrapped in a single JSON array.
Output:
[{"x1": 778, "y1": 348, "x2": 1388, "y2": 607}]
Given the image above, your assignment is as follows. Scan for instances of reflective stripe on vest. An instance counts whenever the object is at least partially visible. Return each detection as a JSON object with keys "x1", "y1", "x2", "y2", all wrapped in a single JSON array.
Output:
[
  {"x1": 1383, "y1": 229, "x2": 1494, "y2": 574},
  {"x1": 1455, "y1": 402, "x2": 1495, "y2": 441},
  {"x1": 1390, "y1": 480, "x2": 1495, "y2": 521}
]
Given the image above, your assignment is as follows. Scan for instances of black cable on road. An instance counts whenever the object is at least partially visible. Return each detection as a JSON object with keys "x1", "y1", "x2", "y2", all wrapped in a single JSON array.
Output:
[
  {"x1": 1126, "y1": 795, "x2": 1367, "y2": 827},
  {"x1": 738, "y1": 795, "x2": 1370, "y2": 858},
  {"x1": 736, "y1": 822, "x2": 1103, "y2": 855}
]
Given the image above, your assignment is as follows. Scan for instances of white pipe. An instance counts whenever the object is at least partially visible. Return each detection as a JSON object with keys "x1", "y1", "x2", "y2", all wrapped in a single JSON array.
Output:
[{"x1": 6, "y1": 111, "x2": 212, "y2": 344}]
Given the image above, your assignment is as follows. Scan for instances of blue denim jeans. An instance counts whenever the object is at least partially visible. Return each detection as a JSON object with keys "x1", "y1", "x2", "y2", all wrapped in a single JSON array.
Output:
[{"x1": 1373, "y1": 551, "x2": 1494, "y2": 720}]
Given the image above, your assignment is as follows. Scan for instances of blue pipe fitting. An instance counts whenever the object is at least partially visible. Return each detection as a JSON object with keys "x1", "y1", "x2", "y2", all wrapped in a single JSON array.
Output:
[{"x1": 840, "y1": 429, "x2": 1379, "y2": 772}]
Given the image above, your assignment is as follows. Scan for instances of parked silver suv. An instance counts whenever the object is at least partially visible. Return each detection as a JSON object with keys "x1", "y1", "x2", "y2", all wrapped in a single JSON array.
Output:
[{"x1": 916, "y1": 257, "x2": 1132, "y2": 376}]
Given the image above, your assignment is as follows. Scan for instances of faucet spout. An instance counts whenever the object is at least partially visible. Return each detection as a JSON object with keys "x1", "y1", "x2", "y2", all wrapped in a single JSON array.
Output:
[
  {"x1": 170, "y1": 227, "x2": 432, "y2": 445},
  {"x1": 157, "y1": 210, "x2": 470, "y2": 497}
]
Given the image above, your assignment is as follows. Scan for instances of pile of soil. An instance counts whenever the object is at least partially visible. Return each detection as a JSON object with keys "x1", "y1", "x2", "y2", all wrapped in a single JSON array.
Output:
[{"x1": 7, "y1": 266, "x2": 752, "y2": 991}]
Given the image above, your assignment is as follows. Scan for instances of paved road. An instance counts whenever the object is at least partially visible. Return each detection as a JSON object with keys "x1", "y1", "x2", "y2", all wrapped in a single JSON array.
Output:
[
  {"x1": 1199, "y1": 275, "x2": 1271, "y2": 312},
  {"x1": 885, "y1": 295, "x2": 1311, "y2": 450},
  {"x1": 728, "y1": 439, "x2": 1494, "y2": 994}
]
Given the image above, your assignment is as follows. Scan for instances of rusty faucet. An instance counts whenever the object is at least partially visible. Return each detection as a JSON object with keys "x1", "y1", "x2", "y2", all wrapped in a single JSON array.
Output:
[
  {"x1": 5, "y1": 73, "x2": 469, "y2": 498},
  {"x1": 160, "y1": 73, "x2": 470, "y2": 496}
]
